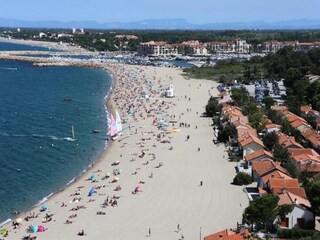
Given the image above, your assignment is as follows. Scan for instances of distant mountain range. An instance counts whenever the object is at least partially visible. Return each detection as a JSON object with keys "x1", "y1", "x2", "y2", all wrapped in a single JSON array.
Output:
[{"x1": 1, "y1": 17, "x2": 320, "y2": 30}]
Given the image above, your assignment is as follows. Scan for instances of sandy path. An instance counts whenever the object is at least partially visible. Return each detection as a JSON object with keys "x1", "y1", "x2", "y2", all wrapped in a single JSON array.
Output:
[{"x1": 5, "y1": 65, "x2": 248, "y2": 240}]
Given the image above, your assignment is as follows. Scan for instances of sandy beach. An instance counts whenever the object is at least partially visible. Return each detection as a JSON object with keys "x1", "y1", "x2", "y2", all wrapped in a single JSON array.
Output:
[{"x1": 0, "y1": 44, "x2": 249, "y2": 239}]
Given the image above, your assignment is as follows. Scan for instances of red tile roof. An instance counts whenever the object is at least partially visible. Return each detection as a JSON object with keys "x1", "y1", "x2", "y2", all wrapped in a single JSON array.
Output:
[
  {"x1": 268, "y1": 178, "x2": 300, "y2": 190},
  {"x1": 239, "y1": 134, "x2": 265, "y2": 148},
  {"x1": 204, "y1": 229, "x2": 251, "y2": 240},
  {"x1": 264, "y1": 123, "x2": 282, "y2": 130},
  {"x1": 237, "y1": 129, "x2": 258, "y2": 142},
  {"x1": 277, "y1": 132, "x2": 303, "y2": 149},
  {"x1": 244, "y1": 149, "x2": 272, "y2": 161},
  {"x1": 252, "y1": 159, "x2": 288, "y2": 177},
  {"x1": 204, "y1": 229, "x2": 236, "y2": 240},
  {"x1": 278, "y1": 191, "x2": 311, "y2": 208},
  {"x1": 262, "y1": 171, "x2": 292, "y2": 185},
  {"x1": 300, "y1": 105, "x2": 312, "y2": 113}
]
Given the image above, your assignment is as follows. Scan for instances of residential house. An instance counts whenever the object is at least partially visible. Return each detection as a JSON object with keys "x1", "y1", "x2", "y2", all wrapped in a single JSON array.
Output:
[
  {"x1": 204, "y1": 229, "x2": 251, "y2": 240},
  {"x1": 239, "y1": 134, "x2": 265, "y2": 156},
  {"x1": 277, "y1": 132, "x2": 304, "y2": 149},
  {"x1": 264, "y1": 123, "x2": 282, "y2": 133},
  {"x1": 251, "y1": 159, "x2": 289, "y2": 188},
  {"x1": 301, "y1": 128, "x2": 320, "y2": 151},
  {"x1": 288, "y1": 148, "x2": 320, "y2": 173},
  {"x1": 244, "y1": 149, "x2": 273, "y2": 164},
  {"x1": 277, "y1": 191, "x2": 314, "y2": 229},
  {"x1": 266, "y1": 178, "x2": 307, "y2": 198}
]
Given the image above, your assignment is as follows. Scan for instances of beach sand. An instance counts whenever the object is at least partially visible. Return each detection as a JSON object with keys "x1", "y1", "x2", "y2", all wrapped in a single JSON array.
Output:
[{"x1": 2, "y1": 62, "x2": 249, "y2": 240}]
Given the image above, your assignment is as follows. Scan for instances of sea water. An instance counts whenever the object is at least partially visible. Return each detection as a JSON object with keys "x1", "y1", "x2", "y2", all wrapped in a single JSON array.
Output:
[{"x1": 0, "y1": 42, "x2": 112, "y2": 222}]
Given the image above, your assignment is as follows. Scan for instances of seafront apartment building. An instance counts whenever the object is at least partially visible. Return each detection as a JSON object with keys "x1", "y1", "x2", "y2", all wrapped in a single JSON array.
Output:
[
  {"x1": 206, "y1": 38, "x2": 251, "y2": 53},
  {"x1": 137, "y1": 38, "x2": 250, "y2": 56},
  {"x1": 137, "y1": 41, "x2": 178, "y2": 56},
  {"x1": 260, "y1": 41, "x2": 320, "y2": 53}
]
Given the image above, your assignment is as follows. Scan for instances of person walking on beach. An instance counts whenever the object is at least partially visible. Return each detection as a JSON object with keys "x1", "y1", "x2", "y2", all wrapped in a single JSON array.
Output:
[
  {"x1": 177, "y1": 224, "x2": 181, "y2": 232},
  {"x1": 148, "y1": 228, "x2": 151, "y2": 237},
  {"x1": 200, "y1": 181, "x2": 203, "y2": 186}
]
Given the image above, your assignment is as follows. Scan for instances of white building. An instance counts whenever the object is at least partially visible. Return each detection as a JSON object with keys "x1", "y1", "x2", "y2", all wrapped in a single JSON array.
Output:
[
  {"x1": 137, "y1": 41, "x2": 178, "y2": 56},
  {"x1": 206, "y1": 38, "x2": 251, "y2": 54}
]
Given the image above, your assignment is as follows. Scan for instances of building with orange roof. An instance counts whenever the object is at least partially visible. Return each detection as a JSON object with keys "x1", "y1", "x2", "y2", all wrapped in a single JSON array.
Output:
[
  {"x1": 204, "y1": 229, "x2": 251, "y2": 240},
  {"x1": 244, "y1": 149, "x2": 273, "y2": 163},
  {"x1": 301, "y1": 128, "x2": 320, "y2": 151},
  {"x1": 277, "y1": 191, "x2": 314, "y2": 229},
  {"x1": 277, "y1": 132, "x2": 303, "y2": 149},
  {"x1": 239, "y1": 134, "x2": 265, "y2": 156},
  {"x1": 260, "y1": 170, "x2": 292, "y2": 189},
  {"x1": 288, "y1": 148, "x2": 320, "y2": 173},
  {"x1": 137, "y1": 41, "x2": 178, "y2": 56},
  {"x1": 263, "y1": 123, "x2": 282, "y2": 133},
  {"x1": 237, "y1": 129, "x2": 258, "y2": 142},
  {"x1": 271, "y1": 105, "x2": 288, "y2": 112},
  {"x1": 230, "y1": 116, "x2": 249, "y2": 125},
  {"x1": 251, "y1": 159, "x2": 289, "y2": 187}
]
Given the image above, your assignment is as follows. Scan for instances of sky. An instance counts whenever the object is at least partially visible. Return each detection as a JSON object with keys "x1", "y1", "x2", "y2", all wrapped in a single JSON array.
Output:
[{"x1": 0, "y1": 0, "x2": 319, "y2": 24}]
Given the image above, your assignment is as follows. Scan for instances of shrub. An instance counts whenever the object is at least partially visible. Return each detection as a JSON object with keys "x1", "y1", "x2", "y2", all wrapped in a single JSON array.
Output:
[
  {"x1": 277, "y1": 228, "x2": 318, "y2": 239},
  {"x1": 233, "y1": 172, "x2": 252, "y2": 185}
]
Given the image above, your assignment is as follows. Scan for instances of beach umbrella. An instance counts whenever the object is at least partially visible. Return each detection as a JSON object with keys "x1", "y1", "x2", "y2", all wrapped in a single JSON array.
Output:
[
  {"x1": 113, "y1": 176, "x2": 119, "y2": 181},
  {"x1": 38, "y1": 225, "x2": 45, "y2": 232},
  {"x1": 88, "y1": 187, "x2": 95, "y2": 196},
  {"x1": 135, "y1": 186, "x2": 141, "y2": 191},
  {"x1": 90, "y1": 174, "x2": 96, "y2": 180},
  {"x1": 31, "y1": 226, "x2": 38, "y2": 233},
  {"x1": 0, "y1": 228, "x2": 8, "y2": 236},
  {"x1": 40, "y1": 205, "x2": 48, "y2": 211},
  {"x1": 15, "y1": 218, "x2": 23, "y2": 224},
  {"x1": 105, "y1": 172, "x2": 111, "y2": 177}
]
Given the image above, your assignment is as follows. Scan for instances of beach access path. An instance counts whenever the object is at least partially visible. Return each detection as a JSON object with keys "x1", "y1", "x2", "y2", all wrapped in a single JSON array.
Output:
[{"x1": 6, "y1": 64, "x2": 249, "y2": 240}]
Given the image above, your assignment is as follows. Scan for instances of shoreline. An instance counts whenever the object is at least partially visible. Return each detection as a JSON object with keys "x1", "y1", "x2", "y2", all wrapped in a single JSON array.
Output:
[{"x1": 0, "y1": 57, "x2": 121, "y2": 226}]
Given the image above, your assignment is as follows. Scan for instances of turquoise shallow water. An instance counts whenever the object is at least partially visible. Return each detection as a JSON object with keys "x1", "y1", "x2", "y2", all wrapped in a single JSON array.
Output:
[{"x1": 0, "y1": 43, "x2": 112, "y2": 222}]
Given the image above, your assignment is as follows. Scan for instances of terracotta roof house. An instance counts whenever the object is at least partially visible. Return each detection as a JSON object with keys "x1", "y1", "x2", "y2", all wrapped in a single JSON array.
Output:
[
  {"x1": 244, "y1": 149, "x2": 273, "y2": 163},
  {"x1": 300, "y1": 105, "x2": 312, "y2": 116},
  {"x1": 301, "y1": 128, "x2": 320, "y2": 151},
  {"x1": 277, "y1": 132, "x2": 303, "y2": 149},
  {"x1": 277, "y1": 191, "x2": 314, "y2": 229},
  {"x1": 290, "y1": 119, "x2": 309, "y2": 132},
  {"x1": 271, "y1": 105, "x2": 288, "y2": 112},
  {"x1": 288, "y1": 148, "x2": 320, "y2": 173},
  {"x1": 264, "y1": 123, "x2": 282, "y2": 133},
  {"x1": 237, "y1": 129, "x2": 258, "y2": 142},
  {"x1": 230, "y1": 115, "x2": 249, "y2": 125},
  {"x1": 260, "y1": 170, "x2": 292, "y2": 189},
  {"x1": 239, "y1": 134, "x2": 265, "y2": 156},
  {"x1": 204, "y1": 229, "x2": 251, "y2": 240},
  {"x1": 252, "y1": 159, "x2": 290, "y2": 187},
  {"x1": 266, "y1": 178, "x2": 309, "y2": 202}
]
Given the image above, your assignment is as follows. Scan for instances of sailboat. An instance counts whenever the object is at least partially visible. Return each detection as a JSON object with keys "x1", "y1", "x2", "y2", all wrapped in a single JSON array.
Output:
[
  {"x1": 115, "y1": 110, "x2": 123, "y2": 134},
  {"x1": 71, "y1": 125, "x2": 76, "y2": 141},
  {"x1": 110, "y1": 114, "x2": 118, "y2": 138}
]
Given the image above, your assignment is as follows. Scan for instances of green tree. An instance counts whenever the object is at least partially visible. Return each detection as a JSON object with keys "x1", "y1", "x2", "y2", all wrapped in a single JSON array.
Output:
[
  {"x1": 233, "y1": 172, "x2": 252, "y2": 185},
  {"x1": 306, "y1": 180, "x2": 320, "y2": 216},
  {"x1": 243, "y1": 194, "x2": 280, "y2": 231},
  {"x1": 217, "y1": 124, "x2": 236, "y2": 143},
  {"x1": 262, "y1": 132, "x2": 279, "y2": 151},
  {"x1": 205, "y1": 96, "x2": 221, "y2": 117},
  {"x1": 273, "y1": 144, "x2": 289, "y2": 163},
  {"x1": 262, "y1": 96, "x2": 276, "y2": 110}
]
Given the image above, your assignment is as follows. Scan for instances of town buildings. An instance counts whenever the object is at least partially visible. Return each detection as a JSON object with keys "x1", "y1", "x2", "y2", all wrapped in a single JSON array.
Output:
[{"x1": 137, "y1": 38, "x2": 250, "y2": 56}]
